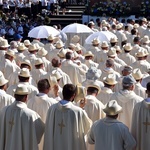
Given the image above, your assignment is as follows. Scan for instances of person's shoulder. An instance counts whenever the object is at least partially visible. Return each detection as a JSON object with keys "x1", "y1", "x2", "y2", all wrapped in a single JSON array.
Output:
[
  {"x1": 134, "y1": 100, "x2": 144, "y2": 109},
  {"x1": 71, "y1": 103, "x2": 83, "y2": 111},
  {"x1": 45, "y1": 97, "x2": 57, "y2": 104},
  {"x1": 23, "y1": 106, "x2": 41, "y2": 118},
  {"x1": 28, "y1": 84, "x2": 38, "y2": 91},
  {"x1": 133, "y1": 92, "x2": 143, "y2": 101}
]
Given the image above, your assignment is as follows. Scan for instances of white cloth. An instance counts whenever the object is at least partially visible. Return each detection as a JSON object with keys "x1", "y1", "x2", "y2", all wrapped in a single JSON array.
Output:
[
  {"x1": 0, "y1": 59, "x2": 20, "y2": 80},
  {"x1": 43, "y1": 101, "x2": 92, "y2": 150},
  {"x1": 115, "y1": 30, "x2": 127, "y2": 48},
  {"x1": 97, "y1": 87, "x2": 114, "y2": 105},
  {"x1": 15, "y1": 52, "x2": 26, "y2": 66},
  {"x1": 141, "y1": 75, "x2": 150, "y2": 88},
  {"x1": 88, "y1": 117, "x2": 136, "y2": 150},
  {"x1": 98, "y1": 60, "x2": 122, "y2": 74},
  {"x1": 46, "y1": 48, "x2": 60, "y2": 62},
  {"x1": 85, "y1": 95, "x2": 105, "y2": 123},
  {"x1": 31, "y1": 68, "x2": 47, "y2": 84},
  {"x1": 44, "y1": 43, "x2": 55, "y2": 52},
  {"x1": 114, "y1": 56, "x2": 127, "y2": 66},
  {"x1": 110, "y1": 90, "x2": 143, "y2": 128},
  {"x1": 40, "y1": 57, "x2": 52, "y2": 72},
  {"x1": 134, "y1": 82, "x2": 146, "y2": 98},
  {"x1": 0, "y1": 89, "x2": 15, "y2": 110},
  {"x1": 25, "y1": 54, "x2": 37, "y2": 68},
  {"x1": 100, "y1": 67, "x2": 121, "y2": 83},
  {"x1": 95, "y1": 50, "x2": 108, "y2": 63},
  {"x1": 138, "y1": 26, "x2": 146, "y2": 37},
  {"x1": 119, "y1": 52, "x2": 136, "y2": 66},
  {"x1": 31, "y1": 40, "x2": 44, "y2": 47},
  {"x1": 27, "y1": 93, "x2": 57, "y2": 150},
  {"x1": 61, "y1": 60, "x2": 86, "y2": 85},
  {"x1": 49, "y1": 67, "x2": 72, "y2": 88},
  {"x1": 0, "y1": 101, "x2": 44, "y2": 150},
  {"x1": 84, "y1": 60, "x2": 98, "y2": 68},
  {"x1": 131, "y1": 60, "x2": 150, "y2": 74},
  {"x1": 131, "y1": 99, "x2": 150, "y2": 150}
]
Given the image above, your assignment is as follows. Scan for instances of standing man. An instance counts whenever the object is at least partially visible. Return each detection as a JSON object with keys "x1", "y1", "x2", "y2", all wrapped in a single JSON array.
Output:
[
  {"x1": 0, "y1": 73, "x2": 15, "y2": 110},
  {"x1": 131, "y1": 82, "x2": 150, "y2": 150},
  {"x1": 110, "y1": 75, "x2": 143, "y2": 128},
  {"x1": 88, "y1": 100, "x2": 136, "y2": 150},
  {"x1": 0, "y1": 84, "x2": 44, "y2": 150},
  {"x1": 43, "y1": 84, "x2": 92, "y2": 150}
]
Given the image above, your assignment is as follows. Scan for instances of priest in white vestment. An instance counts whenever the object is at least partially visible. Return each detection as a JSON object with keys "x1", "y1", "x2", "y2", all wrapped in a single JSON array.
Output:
[
  {"x1": 141, "y1": 69, "x2": 150, "y2": 88},
  {"x1": 37, "y1": 47, "x2": 53, "y2": 72},
  {"x1": 28, "y1": 79, "x2": 57, "y2": 150},
  {"x1": 119, "y1": 43, "x2": 136, "y2": 66},
  {"x1": 110, "y1": 75, "x2": 143, "y2": 129},
  {"x1": 31, "y1": 58, "x2": 47, "y2": 84},
  {"x1": 0, "y1": 39, "x2": 10, "y2": 61},
  {"x1": 44, "y1": 35, "x2": 56, "y2": 61},
  {"x1": 131, "y1": 48, "x2": 150, "y2": 74},
  {"x1": 131, "y1": 82, "x2": 150, "y2": 150},
  {"x1": 94, "y1": 41, "x2": 109, "y2": 63},
  {"x1": 7, "y1": 68, "x2": 38, "y2": 100},
  {"x1": 15, "y1": 43, "x2": 27, "y2": 66},
  {"x1": 85, "y1": 81, "x2": 105, "y2": 123},
  {"x1": 88, "y1": 100, "x2": 136, "y2": 150},
  {"x1": 0, "y1": 50, "x2": 20, "y2": 79},
  {"x1": 8, "y1": 59, "x2": 36, "y2": 87},
  {"x1": 85, "y1": 81, "x2": 105, "y2": 150},
  {"x1": 43, "y1": 84, "x2": 92, "y2": 150},
  {"x1": 46, "y1": 40, "x2": 64, "y2": 62},
  {"x1": 115, "y1": 23, "x2": 127, "y2": 48},
  {"x1": 97, "y1": 73, "x2": 117, "y2": 105},
  {"x1": 132, "y1": 68, "x2": 146, "y2": 98},
  {"x1": 0, "y1": 84, "x2": 44, "y2": 150},
  {"x1": 61, "y1": 52, "x2": 86, "y2": 85},
  {"x1": 50, "y1": 57, "x2": 72, "y2": 87},
  {"x1": 25, "y1": 44, "x2": 39, "y2": 68},
  {"x1": 0, "y1": 73, "x2": 14, "y2": 110},
  {"x1": 99, "y1": 58, "x2": 121, "y2": 83}
]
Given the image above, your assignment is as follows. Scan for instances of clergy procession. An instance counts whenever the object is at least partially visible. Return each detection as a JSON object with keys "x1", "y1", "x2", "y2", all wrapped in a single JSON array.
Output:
[{"x1": 0, "y1": 15, "x2": 150, "y2": 150}]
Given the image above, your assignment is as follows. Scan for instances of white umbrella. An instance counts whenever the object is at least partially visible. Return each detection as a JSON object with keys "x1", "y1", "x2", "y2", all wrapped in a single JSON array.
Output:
[
  {"x1": 62, "y1": 23, "x2": 93, "y2": 33},
  {"x1": 28, "y1": 25, "x2": 60, "y2": 39},
  {"x1": 85, "y1": 31, "x2": 117, "y2": 44}
]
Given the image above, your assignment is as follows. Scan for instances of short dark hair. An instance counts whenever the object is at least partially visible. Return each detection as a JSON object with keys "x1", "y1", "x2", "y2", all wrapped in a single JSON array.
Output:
[
  {"x1": 147, "y1": 82, "x2": 150, "y2": 91},
  {"x1": 18, "y1": 76, "x2": 30, "y2": 82},
  {"x1": 133, "y1": 37, "x2": 140, "y2": 43},
  {"x1": 20, "y1": 64, "x2": 30, "y2": 70},
  {"x1": 87, "y1": 87, "x2": 98, "y2": 94},
  {"x1": 0, "y1": 85, "x2": 5, "y2": 89},
  {"x1": 15, "y1": 94, "x2": 27, "y2": 101},
  {"x1": 65, "y1": 52, "x2": 73, "y2": 60},
  {"x1": 38, "y1": 79, "x2": 50, "y2": 92},
  {"x1": 131, "y1": 29, "x2": 136, "y2": 35},
  {"x1": 35, "y1": 63, "x2": 43, "y2": 69},
  {"x1": 62, "y1": 84, "x2": 77, "y2": 100}
]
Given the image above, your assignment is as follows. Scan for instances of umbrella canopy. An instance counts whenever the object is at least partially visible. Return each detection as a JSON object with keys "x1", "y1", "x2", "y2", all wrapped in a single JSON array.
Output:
[
  {"x1": 62, "y1": 23, "x2": 93, "y2": 33},
  {"x1": 85, "y1": 31, "x2": 117, "y2": 44},
  {"x1": 28, "y1": 25, "x2": 60, "y2": 39}
]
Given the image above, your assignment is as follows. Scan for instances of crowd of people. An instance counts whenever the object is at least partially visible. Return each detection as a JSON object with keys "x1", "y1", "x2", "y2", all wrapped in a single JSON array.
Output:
[
  {"x1": 0, "y1": 14, "x2": 150, "y2": 150},
  {"x1": 0, "y1": 0, "x2": 67, "y2": 19},
  {"x1": 85, "y1": 1, "x2": 150, "y2": 17}
]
